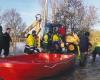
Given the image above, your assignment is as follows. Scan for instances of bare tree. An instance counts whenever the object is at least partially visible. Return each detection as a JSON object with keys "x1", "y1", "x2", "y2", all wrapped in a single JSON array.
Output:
[
  {"x1": 39, "y1": 0, "x2": 97, "y2": 34},
  {"x1": 2, "y1": 9, "x2": 26, "y2": 35},
  {"x1": 54, "y1": 0, "x2": 97, "y2": 32}
]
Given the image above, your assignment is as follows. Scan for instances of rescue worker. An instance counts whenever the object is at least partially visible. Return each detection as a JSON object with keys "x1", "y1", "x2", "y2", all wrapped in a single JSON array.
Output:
[
  {"x1": 24, "y1": 30, "x2": 39, "y2": 54},
  {"x1": 52, "y1": 32, "x2": 61, "y2": 53},
  {"x1": 79, "y1": 32, "x2": 92, "y2": 66},
  {"x1": 42, "y1": 32, "x2": 49, "y2": 52},
  {"x1": 65, "y1": 32, "x2": 79, "y2": 54},
  {"x1": 92, "y1": 42, "x2": 100, "y2": 62}
]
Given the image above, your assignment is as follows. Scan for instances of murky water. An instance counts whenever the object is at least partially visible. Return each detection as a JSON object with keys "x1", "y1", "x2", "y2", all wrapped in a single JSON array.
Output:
[
  {"x1": 9, "y1": 42, "x2": 100, "y2": 80},
  {"x1": 41, "y1": 55, "x2": 100, "y2": 80}
]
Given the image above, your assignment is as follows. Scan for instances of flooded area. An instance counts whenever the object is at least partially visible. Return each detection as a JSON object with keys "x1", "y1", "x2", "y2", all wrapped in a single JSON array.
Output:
[
  {"x1": 9, "y1": 42, "x2": 100, "y2": 80},
  {"x1": 0, "y1": 0, "x2": 100, "y2": 80},
  {"x1": 41, "y1": 56, "x2": 100, "y2": 80}
]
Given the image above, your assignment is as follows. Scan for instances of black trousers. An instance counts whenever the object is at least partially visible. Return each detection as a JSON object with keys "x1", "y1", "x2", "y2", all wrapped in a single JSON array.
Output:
[
  {"x1": 0, "y1": 47, "x2": 9, "y2": 57},
  {"x1": 4, "y1": 47, "x2": 10, "y2": 56}
]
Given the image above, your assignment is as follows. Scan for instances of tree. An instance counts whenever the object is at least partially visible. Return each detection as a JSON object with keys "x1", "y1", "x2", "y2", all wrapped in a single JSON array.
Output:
[
  {"x1": 54, "y1": 0, "x2": 97, "y2": 32},
  {"x1": 2, "y1": 9, "x2": 26, "y2": 35},
  {"x1": 39, "y1": 0, "x2": 98, "y2": 35}
]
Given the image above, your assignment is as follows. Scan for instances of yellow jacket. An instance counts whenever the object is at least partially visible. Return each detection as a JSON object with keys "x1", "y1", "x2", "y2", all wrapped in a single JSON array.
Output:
[
  {"x1": 66, "y1": 35, "x2": 79, "y2": 44},
  {"x1": 26, "y1": 34, "x2": 35, "y2": 47},
  {"x1": 43, "y1": 34, "x2": 48, "y2": 43},
  {"x1": 53, "y1": 34, "x2": 60, "y2": 41}
]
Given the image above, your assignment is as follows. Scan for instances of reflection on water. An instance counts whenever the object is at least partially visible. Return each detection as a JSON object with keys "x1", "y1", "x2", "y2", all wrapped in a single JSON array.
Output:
[{"x1": 41, "y1": 56, "x2": 100, "y2": 80}]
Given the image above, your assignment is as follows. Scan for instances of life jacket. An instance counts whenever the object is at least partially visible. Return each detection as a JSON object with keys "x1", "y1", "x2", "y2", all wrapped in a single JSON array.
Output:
[
  {"x1": 26, "y1": 34, "x2": 35, "y2": 47},
  {"x1": 65, "y1": 35, "x2": 79, "y2": 44},
  {"x1": 53, "y1": 34, "x2": 60, "y2": 42},
  {"x1": 43, "y1": 34, "x2": 48, "y2": 43}
]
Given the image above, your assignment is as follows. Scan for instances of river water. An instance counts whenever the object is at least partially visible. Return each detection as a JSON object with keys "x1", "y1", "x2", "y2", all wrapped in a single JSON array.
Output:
[
  {"x1": 9, "y1": 42, "x2": 100, "y2": 80},
  {"x1": 41, "y1": 55, "x2": 100, "y2": 80}
]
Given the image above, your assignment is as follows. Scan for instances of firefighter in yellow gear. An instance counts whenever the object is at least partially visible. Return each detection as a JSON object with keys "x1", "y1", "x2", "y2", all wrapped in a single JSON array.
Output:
[
  {"x1": 42, "y1": 33, "x2": 49, "y2": 52},
  {"x1": 26, "y1": 34, "x2": 35, "y2": 47},
  {"x1": 24, "y1": 30, "x2": 39, "y2": 54},
  {"x1": 52, "y1": 32, "x2": 62, "y2": 53},
  {"x1": 65, "y1": 32, "x2": 80, "y2": 56}
]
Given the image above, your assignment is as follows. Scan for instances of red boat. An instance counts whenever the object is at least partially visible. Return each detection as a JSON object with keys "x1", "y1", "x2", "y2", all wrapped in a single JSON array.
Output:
[{"x1": 0, "y1": 53, "x2": 75, "y2": 80}]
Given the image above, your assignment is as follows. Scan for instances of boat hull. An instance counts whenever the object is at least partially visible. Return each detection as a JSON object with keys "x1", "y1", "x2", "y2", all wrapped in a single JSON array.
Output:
[{"x1": 0, "y1": 53, "x2": 75, "y2": 80}]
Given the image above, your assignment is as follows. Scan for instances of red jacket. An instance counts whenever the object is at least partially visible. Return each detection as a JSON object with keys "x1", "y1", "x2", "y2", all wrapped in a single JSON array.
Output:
[{"x1": 58, "y1": 27, "x2": 66, "y2": 36}]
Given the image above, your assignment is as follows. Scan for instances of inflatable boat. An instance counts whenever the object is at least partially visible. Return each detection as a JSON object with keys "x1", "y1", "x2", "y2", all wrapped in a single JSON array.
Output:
[{"x1": 0, "y1": 53, "x2": 75, "y2": 80}]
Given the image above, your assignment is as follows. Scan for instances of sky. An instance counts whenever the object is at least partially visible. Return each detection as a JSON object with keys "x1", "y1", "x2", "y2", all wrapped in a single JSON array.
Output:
[
  {"x1": 0, "y1": 0, "x2": 41, "y2": 26},
  {"x1": 0, "y1": 0, "x2": 100, "y2": 30},
  {"x1": 84, "y1": 0, "x2": 100, "y2": 30}
]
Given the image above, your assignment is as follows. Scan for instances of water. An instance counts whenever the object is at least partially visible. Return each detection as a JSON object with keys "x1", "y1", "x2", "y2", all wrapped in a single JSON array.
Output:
[
  {"x1": 9, "y1": 42, "x2": 100, "y2": 80},
  {"x1": 41, "y1": 56, "x2": 100, "y2": 80},
  {"x1": 9, "y1": 42, "x2": 25, "y2": 55}
]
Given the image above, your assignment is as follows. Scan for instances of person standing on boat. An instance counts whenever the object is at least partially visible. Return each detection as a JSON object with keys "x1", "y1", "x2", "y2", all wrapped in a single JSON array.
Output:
[{"x1": 3, "y1": 28, "x2": 12, "y2": 57}]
